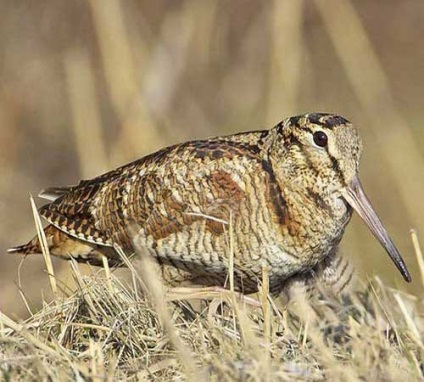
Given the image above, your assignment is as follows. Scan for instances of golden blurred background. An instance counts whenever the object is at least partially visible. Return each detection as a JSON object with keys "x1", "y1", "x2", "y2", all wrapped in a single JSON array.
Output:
[{"x1": 1, "y1": 0, "x2": 424, "y2": 318}]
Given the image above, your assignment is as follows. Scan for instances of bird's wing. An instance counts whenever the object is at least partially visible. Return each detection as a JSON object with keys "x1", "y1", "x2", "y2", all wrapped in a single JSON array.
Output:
[
  {"x1": 38, "y1": 133, "x2": 267, "y2": 249},
  {"x1": 137, "y1": 168, "x2": 248, "y2": 242},
  {"x1": 37, "y1": 143, "x2": 181, "y2": 246}
]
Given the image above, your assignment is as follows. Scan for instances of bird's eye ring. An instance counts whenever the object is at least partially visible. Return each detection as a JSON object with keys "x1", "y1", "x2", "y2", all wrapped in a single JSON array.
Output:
[{"x1": 313, "y1": 131, "x2": 328, "y2": 148}]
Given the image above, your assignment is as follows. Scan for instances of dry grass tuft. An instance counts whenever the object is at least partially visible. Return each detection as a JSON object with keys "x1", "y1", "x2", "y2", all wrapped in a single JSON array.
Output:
[
  {"x1": 0, "y1": 263, "x2": 423, "y2": 381},
  {"x1": 1, "y1": 3, "x2": 424, "y2": 379}
]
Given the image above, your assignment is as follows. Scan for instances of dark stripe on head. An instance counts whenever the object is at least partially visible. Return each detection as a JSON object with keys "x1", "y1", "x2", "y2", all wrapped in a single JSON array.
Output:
[
  {"x1": 307, "y1": 113, "x2": 350, "y2": 129},
  {"x1": 274, "y1": 119, "x2": 304, "y2": 148},
  {"x1": 307, "y1": 113, "x2": 323, "y2": 125},
  {"x1": 275, "y1": 115, "x2": 301, "y2": 134},
  {"x1": 289, "y1": 115, "x2": 301, "y2": 127},
  {"x1": 324, "y1": 115, "x2": 350, "y2": 128},
  {"x1": 274, "y1": 120, "x2": 286, "y2": 135},
  {"x1": 287, "y1": 130, "x2": 302, "y2": 146}
]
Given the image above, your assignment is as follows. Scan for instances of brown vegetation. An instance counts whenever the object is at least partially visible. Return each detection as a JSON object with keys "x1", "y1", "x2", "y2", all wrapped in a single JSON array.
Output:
[{"x1": 1, "y1": 1, "x2": 424, "y2": 380}]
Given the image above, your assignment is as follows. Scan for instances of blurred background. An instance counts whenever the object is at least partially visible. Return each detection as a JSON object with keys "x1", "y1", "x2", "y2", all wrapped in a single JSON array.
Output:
[{"x1": 1, "y1": 0, "x2": 424, "y2": 318}]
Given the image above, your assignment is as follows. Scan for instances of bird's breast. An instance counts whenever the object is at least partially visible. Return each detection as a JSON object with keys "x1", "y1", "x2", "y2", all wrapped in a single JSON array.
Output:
[{"x1": 257, "y1": 190, "x2": 353, "y2": 275}]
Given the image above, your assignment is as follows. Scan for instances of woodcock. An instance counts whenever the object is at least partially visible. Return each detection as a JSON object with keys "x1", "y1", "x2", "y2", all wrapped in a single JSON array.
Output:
[{"x1": 9, "y1": 113, "x2": 411, "y2": 295}]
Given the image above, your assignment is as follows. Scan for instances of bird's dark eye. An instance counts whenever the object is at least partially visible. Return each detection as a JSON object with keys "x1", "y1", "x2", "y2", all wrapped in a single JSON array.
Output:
[{"x1": 313, "y1": 131, "x2": 328, "y2": 147}]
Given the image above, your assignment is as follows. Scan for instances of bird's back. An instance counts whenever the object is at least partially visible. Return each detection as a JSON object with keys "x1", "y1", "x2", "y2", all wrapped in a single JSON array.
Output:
[{"x1": 12, "y1": 130, "x2": 273, "y2": 275}]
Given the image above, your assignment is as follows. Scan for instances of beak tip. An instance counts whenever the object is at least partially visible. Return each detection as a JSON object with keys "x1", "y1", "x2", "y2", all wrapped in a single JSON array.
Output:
[{"x1": 398, "y1": 262, "x2": 412, "y2": 283}]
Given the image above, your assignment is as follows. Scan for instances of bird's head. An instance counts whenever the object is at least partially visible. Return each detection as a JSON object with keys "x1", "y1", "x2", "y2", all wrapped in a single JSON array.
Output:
[{"x1": 267, "y1": 112, "x2": 411, "y2": 283}]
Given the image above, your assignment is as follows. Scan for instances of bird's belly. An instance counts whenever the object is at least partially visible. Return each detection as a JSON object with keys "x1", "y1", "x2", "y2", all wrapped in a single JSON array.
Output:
[{"x1": 133, "y1": 216, "x2": 345, "y2": 293}]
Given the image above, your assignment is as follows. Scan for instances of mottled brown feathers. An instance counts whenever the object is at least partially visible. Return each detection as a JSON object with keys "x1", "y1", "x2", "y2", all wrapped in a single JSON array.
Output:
[{"x1": 10, "y1": 113, "x2": 375, "y2": 295}]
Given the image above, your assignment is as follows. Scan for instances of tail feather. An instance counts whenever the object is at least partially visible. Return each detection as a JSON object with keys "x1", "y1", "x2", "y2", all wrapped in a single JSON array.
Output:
[
  {"x1": 38, "y1": 186, "x2": 73, "y2": 201},
  {"x1": 8, "y1": 224, "x2": 123, "y2": 267},
  {"x1": 7, "y1": 244, "x2": 35, "y2": 254},
  {"x1": 8, "y1": 235, "x2": 45, "y2": 255}
]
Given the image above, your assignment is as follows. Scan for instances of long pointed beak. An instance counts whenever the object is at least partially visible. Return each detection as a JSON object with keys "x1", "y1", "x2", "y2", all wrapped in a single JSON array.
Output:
[{"x1": 340, "y1": 176, "x2": 411, "y2": 283}]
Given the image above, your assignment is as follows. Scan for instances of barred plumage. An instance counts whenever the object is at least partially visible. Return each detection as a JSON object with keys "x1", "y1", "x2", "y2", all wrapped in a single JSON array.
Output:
[{"x1": 8, "y1": 113, "x2": 411, "y2": 297}]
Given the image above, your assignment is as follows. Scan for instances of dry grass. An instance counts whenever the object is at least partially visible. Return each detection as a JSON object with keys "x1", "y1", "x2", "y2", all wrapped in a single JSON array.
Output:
[
  {"x1": 1, "y1": 1, "x2": 424, "y2": 380},
  {"x1": 2, "y1": 0, "x2": 424, "y2": 318},
  {"x1": 2, "y1": 205, "x2": 423, "y2": 380},
  {"x1": 1, "y1": 247, "x2": 423, "y2": 381}
]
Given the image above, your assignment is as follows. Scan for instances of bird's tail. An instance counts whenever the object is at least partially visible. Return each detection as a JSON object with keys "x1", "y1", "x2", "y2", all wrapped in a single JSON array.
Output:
[
  {"x1": 8, "y1": 224, "x2": 123, "y2": 267},
  {"x1": 7, "y1": 229, "x2": 49, "y2": 255}
]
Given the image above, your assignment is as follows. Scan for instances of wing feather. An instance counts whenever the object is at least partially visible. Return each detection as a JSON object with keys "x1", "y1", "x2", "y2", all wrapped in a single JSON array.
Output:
[{"x1": 37, "y1": 133, "x2": 266, "y2": 250}]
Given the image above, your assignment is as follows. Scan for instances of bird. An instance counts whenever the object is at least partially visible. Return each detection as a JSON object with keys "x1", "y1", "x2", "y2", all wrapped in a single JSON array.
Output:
[{"x1": 8, "y1": 113, "x2": 411, "y2": 297}]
